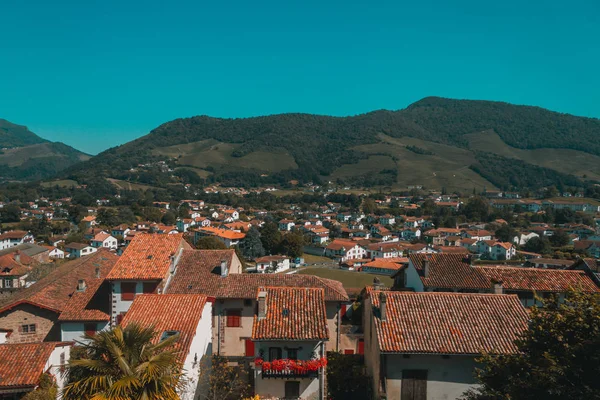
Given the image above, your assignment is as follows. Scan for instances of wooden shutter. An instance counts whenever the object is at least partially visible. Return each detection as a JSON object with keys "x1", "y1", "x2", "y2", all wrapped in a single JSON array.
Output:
[
  {"x1": 84, "y1": 323, "x2": 96, "y2": 337},
  {"x1": 401, "y1": 370, "x2": 427, "y2": 400},
  {"x1": 344, "y1": 349, "x2": 355, "y2": 355},
  {"x1": 121, "y1": 282, "x2": 136, "y2": 301},
  {"x1": 244, "y1": 339, "x2": 255, "y2": 357},
  {"x1": 226, "y1": 310, "x2": 241, "y2": 327},
  {"x1": 358, "y1": 339, "x2": 364, "y2": 355}
]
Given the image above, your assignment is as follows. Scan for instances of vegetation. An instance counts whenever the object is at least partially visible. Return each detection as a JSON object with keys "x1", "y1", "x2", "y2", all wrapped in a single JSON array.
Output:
[
  {"x1": 22, "y1": 373, "x2": 57, "y2": 400},
  {"x1": 0, "y1": 118, "x2": 47, "y2": 148},
  {"x1": 405, "y1": 144, "x2": 434, "y2": 155},
  {"x1": 326, "y1": 352, "x2": 372, "y2": 400},
  {"x1": 199, "y1": 355, "x2": 251, "y2": 400},
  {"x1": 463, "y1": 290, "x2": 600, "y2": 400},
  {"x1": 63, "y1": 323, "x2": 183, "y2": 400}
]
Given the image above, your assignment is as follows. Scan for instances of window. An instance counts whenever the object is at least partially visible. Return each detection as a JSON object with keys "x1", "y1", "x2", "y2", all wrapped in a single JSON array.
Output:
[
  {"x1": 243, "y1": 299, "x2": 252, "y2": 307},
  {"x1": 121, "y1": 282, "x2": 137, "y2": 301},
  {"x1": 4, "y1": 279, "x2": 12, "y2": 288},
  {"x1": 116, "y1": 312, "x2": 126, "y2": 325},
  {"x1": 287, "y1": 348, "x2": 298, "y2": 360},
  {"x1": 160, "y1": 330, "x2": 180, "y2": 342},
  {"x1": 143, "y1": 282, "x2": 158, "y2": 294},
  {"x1": 269, "y1": 347, "x2": 282, "y2": 361},
  {"x1": 84, "y1": 323, "x2": 97, "y2": 337},
  {"x1": 21, "y1": 324, "x2": 36, "y2": 334},
  {"x1": 284, "y1": 381, "x2": 300, "y2": 399},
  {"x1": 226, "y1": 310, "x2": 241, "y2": 327}
]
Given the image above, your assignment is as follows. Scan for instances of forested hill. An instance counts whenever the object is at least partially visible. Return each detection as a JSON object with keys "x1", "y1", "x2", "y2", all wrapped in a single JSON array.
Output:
[
  {"x1": 0, "y1": 119, "x2": 48, "y2": 148},
  {"x1": 0, "y1": 120, "x2": 90, "y2": 182},
  {"x1": 62, "y1": 97, "x2": 600, "y2": 191}
]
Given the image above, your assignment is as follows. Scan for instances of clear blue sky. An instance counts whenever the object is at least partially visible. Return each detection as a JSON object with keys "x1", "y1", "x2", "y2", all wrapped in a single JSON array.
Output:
[{"x1": 1, "y1": 0, "x2": 599, "y2": 155}]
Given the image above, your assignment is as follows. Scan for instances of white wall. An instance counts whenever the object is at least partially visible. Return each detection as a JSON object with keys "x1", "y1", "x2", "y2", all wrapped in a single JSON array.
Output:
[
  {"x1": 46, "y1": 344, "x2": 71, "y2": 392},
  {"x1": 385, "y1": 354, "x2": 479, "y2": 400},
  {"x1": 405, "y1": 261, "x2": 425, "y2": 292},
  {"x1": 180, "y1": 303, "x2": 213, "y2": 400}
]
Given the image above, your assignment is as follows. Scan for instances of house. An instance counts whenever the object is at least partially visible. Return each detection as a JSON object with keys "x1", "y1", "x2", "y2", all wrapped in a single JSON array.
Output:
[
  {"x1": 279, "y1": 219, "x2": 296, "y2": 231},
  {"x1": 574, "y1": 240, "x2": 600, "y2": 258},
  {"x1": 44, "y1": 246, "x2": 65, "y2": 259},
  {"x1": 488, "y1": 242, "x2": 516, "y2": 260},
  {"x1": 82, "y1": 215, "x2": 97, "y2": 228},
  {"x1": 223, "y1": 209, "x2": 240, "y2": 220},
  {"x1": 394, "y1": 253, "x2": 599, "y2": 307},
  {"x1": 528, "y1": 258, "x2": 575, "y2": 269},
  {"x1": 0, "y1": 342, "x2": 72, "y2": 397},
  {"x1": 513, "y1": 232, "x2": 540, "y2": 246},
  {"x1": 193, "y1": 227, "x2": 246, "y2": 247},
  {"x1": 0, "y1": 252, "x2": 34, "y2": 294},
  {"x1": 105, "y1": 233, "x2": 191, "y2": 325},
  {"x1": 0, "y1": 250, "x2": 118, "y2": 343},
  {"x1": 0, "y1": 243, "x2": 50, "y2": 264},
  {"x1": 165, "y1": 250, "x2": 350, "y2": 355},
  {"x1": 399, "y1": 228, "x2": 421, "y2": 241},
  {"x1": 111, "y1": 224, "x2": 131, "y2": 238},
  {"x1": 324, "y1": 240, "x2": 366, "y2": 262},
  {"x1": 121, "y1": 294, "x2": 212, "y2": 400},
  {"x1": 460, "y1": 229, "x2": 493, "y2": 241},
  {"x1": 365, "y1": 242, "x2": 404, "y2": 259},
  {"x1": 306, "y1": 227, "x2": 330, "y2": 245},
  {"x1": 364, "y1": 291, "x2": 528, "y2": 400},
  {"x1": 65, "y1": 242, "x2": 97, "y2": 258},
  {"x1": 254, "y1": 255, "x2": 291, "y2": 274},
  {"x1": 90, "y1": 232, "x2": 118, "y2": 250},
  {"x1": 361, "y1": 258, "x2": 409, "y2": 276},
  {"x1": 0, "y1": 231, "x2": 34, "y2": 251},
  {"x1": 370, "y1": 225, "x2": 393, "y2": 241},
  {"x1": 379, "y1": 215, "x2": 396, "y2": 226},
  {"x1": 568, "y1": 258, "x2": 600, "y2": 287},
  {"x1": 252, "y1": 287, "x2": 328, "y2": 400}
]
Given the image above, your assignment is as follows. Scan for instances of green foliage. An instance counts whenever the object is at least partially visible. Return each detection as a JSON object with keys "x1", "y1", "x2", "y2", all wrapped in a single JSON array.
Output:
[
  {"x1": 549, "y1": 229, "x2": 570, "y2": 247},
  {"x1": 494, "y1": 224, "x2": 517, "y2": 243},
  {"x1": 62, "y1": 323, "x2": 183, "y2": 400},
  {"x1": 462, "y1": 290, "x2": 600, "y2": 400},
  {"x1": 326, "y1": 352, "x2": 372, "y2": 400},
  {"x1": 195, "y1": 236, "x2": 228, "y2": 250},
  {"x1": 201, "y1": 355, "x2": 251, "y2": 400},
  {"x1": 161, "y1": 211, "x2": 177, "y2": 225},
  {"x1": 0, "y1": 119, "x2": 48, "y2": 147},
  {"x1": 238, "y1": 227, "x2": 265, "y2": 260},
  {"x1": 22, "y1": 373, "x2": 57, "y2": 400},
  {"x1": 259, "y1": 221, "x2": 282, "y2": 255},
  {"x1": 362, "y1": 198, "x2": 377, "y2": 214},
  {"x1": 278, "y1": 231, "x2": 305, "y2": 258},
  {"x1": 0, "y1": 203, "x2": 21, "y2": 222},
  {"x1": 405, "y1": 144, "x2": 434, "y2": 155},
  {"x1": 523, "y1": 236, "x2": 552, "y2": 254},
  {"x1": 463, "y1": 197, "x2": 491, "y2": 221},
  {"x1": 96, "y1": 208, "x2": 120, "y2": 227}
]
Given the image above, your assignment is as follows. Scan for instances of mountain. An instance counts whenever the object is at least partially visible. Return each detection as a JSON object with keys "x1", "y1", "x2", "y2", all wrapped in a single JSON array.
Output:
[
  {"x1": 0, "y1": 119, "x2": 90, "y2": 181},
  {"x1": 63, "y1": 97, "x2": 600, "y2": 192}
]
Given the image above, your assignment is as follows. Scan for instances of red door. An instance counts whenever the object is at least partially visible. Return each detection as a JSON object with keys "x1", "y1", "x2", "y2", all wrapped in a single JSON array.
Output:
[
  {"x1": 358, "y1": 339, "x2": 364, "y2": 355},
  {"x1": 245, "y1": 339, "x2": 255, "y2": 357}
]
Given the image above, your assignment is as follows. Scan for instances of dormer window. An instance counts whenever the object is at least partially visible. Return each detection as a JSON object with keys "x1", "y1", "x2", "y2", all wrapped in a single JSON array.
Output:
[{"x1": 160, "y1": 330, "x2": 179, "y2": 342}]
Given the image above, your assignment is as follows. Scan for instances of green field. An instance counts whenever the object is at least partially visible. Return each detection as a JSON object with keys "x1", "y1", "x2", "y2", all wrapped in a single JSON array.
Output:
[
  {"x1": 465, "y1": 130, "x2": 600, "y2": 180},
  {"x1": 40, "y1": 179, "x2": 79, "y2": 188},
  {"x1": 302, "y1": 253, "x2": 333, "y2": 264},
  {"x1": 154, "y1": 139, "x2": 298, "y2": 173},
  {"x1": 298, "y1": 267, "x2": 394, "y2": 291},
  {"x1": 107, "y1": 178, "x2": 159, "y2": 192}
]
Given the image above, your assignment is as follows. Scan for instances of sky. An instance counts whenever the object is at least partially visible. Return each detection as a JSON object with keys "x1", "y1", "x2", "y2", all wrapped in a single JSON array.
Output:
[{"x1": 1, "y1": 0, "x2": 599, "y2": 155}]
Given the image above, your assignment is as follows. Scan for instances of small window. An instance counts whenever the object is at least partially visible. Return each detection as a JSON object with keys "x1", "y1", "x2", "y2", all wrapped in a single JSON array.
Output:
[
  {"x1": 269, "y1": 347, "x2": 282, "y2": 361},
  {"x1": 84, "y1": 323, "x2": 97, "y2": 337},
  {"x1": 21, "y1": 324, "x2": 36, "y2": 334},
  {"x1": 121, "y1": 282, "x2": 137, "y2": 301},
  {"x1": 244, "y1": 299, "x2": 252, "y2": 307},
  {"x1": 226, "y1": 310, "x2": 241, "y2": 327},
  {"x1": 287, "y1": 348, "x2": 298, "y2": 360},
  {"x1": 160, "y1": 330, "x2": 180, "y2": 342},
  {"x1": 4, "y1": 279, "x2": 12, "y2": 288}
]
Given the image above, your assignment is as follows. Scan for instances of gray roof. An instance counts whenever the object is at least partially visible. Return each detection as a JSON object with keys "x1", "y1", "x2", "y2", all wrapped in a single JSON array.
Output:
[{"x1": 0, "y1": 243, "x2": 49, "y2": 258}]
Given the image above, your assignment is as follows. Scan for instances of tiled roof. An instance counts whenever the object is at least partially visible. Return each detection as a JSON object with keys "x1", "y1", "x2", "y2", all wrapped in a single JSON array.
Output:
[
  {"x1": 435, "y1": 246, "x2": 470, "y2": 254},
  {"x1": 65, "y1": 242, "x2": 91, "y2": 250},
  {"x1": 0, "y1": 342, "x2": 62, "y2": 388},
  {"x1": 0, "y1": 230, "x2": 28, "y2": 240},
  {"x1": 121, "y1": 294, "x2": 208, "y2": 364},
  {"x1": 363, "y1": 258, "x2": 408, "y2": 271},
  {"x1": 256, "y1": 255, "x2": 289, "y2": 263},
  {"x1": 366, "y1": 242, "x2": 403, "y2": 252},
  {"x1": 409, "y1": 253, "x2": 489, "y2": 290},
  {"x1": 93, "y1": 232, "x2": 112, "y2": 242},
  {"x1": 58, "y1": 265, "x2": 113, "y2": 322},
  {"x1": 371, "y1": 292, "x2": 528, "y2": 354},
  {"x1": 106, "y1": 233, "x2": 187, "y2": 280},
  {"x1": 0, "y1": 250, "x2": 118, "y2": 314},
  {"x1": 196, "y1": 227, "x2": 245, "y2": 240},
  {"x1": 477, "y1": 266, "x2": 599, "y2": 293},
  {"x1": 168, "y1": 250, "x2": 348, "y2": 302},
  {"x1": 252, "y1": 287, "x2": 328, "y2": 341},
  {"x1": 326, "y1": 239, "x2": 359, "y2": 251}
]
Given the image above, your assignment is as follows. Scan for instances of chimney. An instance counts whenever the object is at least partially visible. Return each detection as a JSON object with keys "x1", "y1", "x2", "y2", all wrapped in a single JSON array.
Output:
[
  {"x1": 77, "y1": 279, "x2": 86, "y2": 291},
  {"x1": 423, "y1": 258, "x2": 430, "y2": 277},
  {"x1": 258, "y1": 288, "x2": 267, "y2": 320},
  {"x1": 491, "y1": 280, "x2": 503, "y2": 295},
  {"x1": 220, "y1": 260, "x2": 228, "y2": 277},
  {"x1": 14, "y1": 251, "x2": 20, "y2": 264},
  {"x1": 95, "y1": 268, "x2": 100, "y2": 279},
  {"x1": 373, "y1": 276, "x2": 385, "y2": 291},
  {"x1": 379, "y1": 291, "x2": 387, "y2": 321}
]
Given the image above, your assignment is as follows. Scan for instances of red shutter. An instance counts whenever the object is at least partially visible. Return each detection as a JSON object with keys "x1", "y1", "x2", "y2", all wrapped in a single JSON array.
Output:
[
  {"x1": 84, "y1": 323, "x2": 96, "y2": 337},
  {"x1": 116, "y1": 313, "x2": 126, "y2": 325},
  {"x1": 121, "y1": 282, "x2": 136, "y2": 301},
  {"x1": 358, "y1": 339, "x2": 364, "y2": 355},
  {"x1": 340, "y1": 304, "x2": 348, "y2": 318},
  {"x1": 226, "y1": 310, "x2": 241, "y2": 327},
  {"x1": 344, "y1": 349, "x2": 355, "y2": 355},
  {"x1": 245, "y1": 339, "x2": 255, "y2": 357}
]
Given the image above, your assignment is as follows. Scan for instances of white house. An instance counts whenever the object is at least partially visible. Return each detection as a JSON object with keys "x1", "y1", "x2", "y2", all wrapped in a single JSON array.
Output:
[
  {"x1": 91, "y1": 232, "x2": 118, "y2": 250},
  {"x1": 278, "y1": 219, "x2": 296, "y2": 231},
  {"x1": 0, "y1": 231, "x2": 34, "y2": 251},
  {"x1": 489, "y1": 242, "x2": 516, "y2": 260},
  {"x1": 324, "y1": 240, "x2": 366, "y2": 262},
  {"x1": 65, "y1": 243, "x2": 97, "y2": 258},
  {"x1": 254, "y1": 255, "x2": 291, "y2": 273},
  {"x1": 513, "y1": 232, "x2": 540, "y2": 246},
  {"x1": 46, "y1": 246, "x2": 65, "y2": 259}
]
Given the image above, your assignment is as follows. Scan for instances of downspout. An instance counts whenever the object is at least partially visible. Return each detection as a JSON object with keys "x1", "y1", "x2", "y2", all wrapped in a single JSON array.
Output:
[
  {"x1": 217, "y1": 308, "x2": 222, "y2": 356},
  {"x1": 336, "y1": 303, "x2": 341, "y2": 352},
  {"x1": 319, "y1": 341, "x2": 326, "y2": 400}
]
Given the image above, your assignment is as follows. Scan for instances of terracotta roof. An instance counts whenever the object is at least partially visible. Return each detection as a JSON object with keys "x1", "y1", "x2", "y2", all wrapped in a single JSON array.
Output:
[
  {"x1": 168, "y1": 250, "x2": 348, "y2": 302},
  {"x1": 92, "y1": 232, "x2": 112, "y2": 242},
  {"x1": 82, "y1": 216, "x2": 96, "y2": 222},
  {"x1": 0, "y1": 250, "x2": 118, "y2": 314},
  {"x1": 65, "y1": 242, "x2": 92, "y2": 250},
  {"x1": 326, "y1": 239, "x2": 359, "y2": 251},
  {"x1": 409, "y1": 253, "x2": 489, "y2": 290},
  {"x1": 58, "y1": 265, "x2": 114, "y2": 322},
  {"x1": 0, "y1": 231, "x2": 28, "y2": 240},
  {"x1": 477, "y1": 266, "x2": 599, "y2": 293},
  {"x1": 366, "y1": 242, "x2": 403, "y2": 252},
  {"x1": 196, "y1": 227, "x2": 245, "y2": 240},
  {"x1": 435, "y1": 246, "x2": 470, "y2": 254},
  {"x1": 121, "y1": 294, "x2": 208, "y2": 364},
  {"x1": 252, "y1": 287, "x2": 328, "y2": 341},
  {"x1": 363, "y1": 258, "x2": 408, "y2": 271},
  {"x1": 106, "y1": 233, "x2": 187, "y2": 281},
  {"x1": 0, "y1": 342, "x2": 66, "y2": 389},
  {"x1": 371, "y1": 292, "x2": 528, "y2": 354}
]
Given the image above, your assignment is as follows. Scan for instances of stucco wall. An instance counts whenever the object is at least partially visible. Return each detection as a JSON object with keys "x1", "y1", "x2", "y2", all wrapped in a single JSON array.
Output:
[
  {"x1": 213, "y1": 299, "x2": 255, "y2": 356},
  {"x1": 180, "y1": 302, "x2": 213, "y2": 400},
  {"x1": 385, "y1": 354, "x2": 479, "y2": 400},
  {"x1": 60, "y1": 321, "x2": 109, "y2": 342},
  {"x1": 46, "y1": 344, "x2": 71, "y2": 392},
  {"x1": 406, "y1": 261, "x2": 425, "y2": 292}
]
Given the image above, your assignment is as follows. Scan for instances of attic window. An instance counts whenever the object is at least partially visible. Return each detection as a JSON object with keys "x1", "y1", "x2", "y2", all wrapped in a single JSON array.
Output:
[
  {"x1": 160, "y1": 330, "x2": 179, "y2": 342},
  {"x1": 282, "y1": 308, "x2": 290, "y2": 317},
  {"x1": 147, "y1": 255, "x2": 153, "y2": 260}
]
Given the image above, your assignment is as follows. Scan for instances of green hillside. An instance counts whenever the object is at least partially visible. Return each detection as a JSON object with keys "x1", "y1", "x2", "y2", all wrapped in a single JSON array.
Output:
[
  {"x1": 0, "y1": 120, "x2": 90, "y2": 181},
  {"x1": 62, "y1": 97, "x2": 600, "y2": 191}
]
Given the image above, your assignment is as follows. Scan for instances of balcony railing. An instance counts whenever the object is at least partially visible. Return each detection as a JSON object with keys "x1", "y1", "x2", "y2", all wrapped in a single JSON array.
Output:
[{"x1": 255, "y1": 357, "x2": 326, "y2": 379}]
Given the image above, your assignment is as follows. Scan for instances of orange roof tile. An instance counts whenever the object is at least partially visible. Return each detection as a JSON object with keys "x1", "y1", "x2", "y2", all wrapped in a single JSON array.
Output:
[
  {"x1": 0, "y1": 342, "x2": 65, "y2": 389},
  {"x1": 121, "y1": 294, "x2": 208, "y2": 364},
  {"x1": 371, "y1": 292, "x2": 528, "y2": 354},
  {"x1": 252, "y1": 287, "x2": 328, "y2": 341},
  {"x1": 106, "y1": 233, "x2": 187, "y2": 281},
  {"x1": 197, "y1": 227, "x2": 246, "y2": 240}
]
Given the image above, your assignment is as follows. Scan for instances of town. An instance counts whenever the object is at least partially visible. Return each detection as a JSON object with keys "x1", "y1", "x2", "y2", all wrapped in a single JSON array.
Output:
[{"x1": 0, "y1": 184, "x2": 598, "y2": 399}]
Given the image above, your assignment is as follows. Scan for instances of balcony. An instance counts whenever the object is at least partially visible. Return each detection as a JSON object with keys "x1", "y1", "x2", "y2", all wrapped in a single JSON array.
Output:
[{"x1": 255, "y1": 357, "x2": 326, "y2": 379}]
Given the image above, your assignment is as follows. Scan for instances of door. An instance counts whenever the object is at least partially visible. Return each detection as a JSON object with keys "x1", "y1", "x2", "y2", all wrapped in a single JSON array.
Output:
[
  {"x1": 284, "y1": 381, "x2": 300, "y2": 399},
  {"x1": 401, "y1": 370, "x2": 427, "y2": 400},
  {"x1": 244, "y1": 339, "x2": 255, "y2": 357}
]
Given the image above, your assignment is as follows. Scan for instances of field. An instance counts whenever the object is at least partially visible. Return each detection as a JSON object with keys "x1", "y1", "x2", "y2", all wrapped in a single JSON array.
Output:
[
  {"x1": 465, "y1": 131, "x2": 600, "y2": 180},
  {"x1": 107, "y1": 178, "x2": 159, "y2": 191},
  {"x1": 0, "y1": 143, "x2": 89, "y2": 167},
  {"x1": 40, "y1": 179, "x2": 79, "y2": 188},
  {"x1": 297, "y1": 267, "x2": 394, "y2": 291},
  {"x1": 154, "y1": 139, "x2": 298, "y2": 173},
  {"x1": 302, "y1": 253, "x2": 333, "y2": 264}
]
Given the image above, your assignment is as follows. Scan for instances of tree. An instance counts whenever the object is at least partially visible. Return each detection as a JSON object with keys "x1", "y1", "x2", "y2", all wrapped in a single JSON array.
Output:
[
  {"x1": 62, "y1": 324, "x2": 183, "y2": 400},
  {"x1": 239, "y1": 227, "x2": 265, "y2": 260},
  {"x1": 161, "y1": 211, "x2": 177, "y2": 225},
  {"x1": 494, "y1": 224, "x2": 517, "y2": 243},
  {"x1": 523, "y1": 236, "x2": 552, "y2": 254},
  {"x1": 463, "y1": 197, "x2": 490, "y2": 221},
  {"x1": 96, "y1": 208, "x2": 119, "y2": 227},
  {"x1": 0, "y1": 204, "x2": 21, "y2": 223},
  {"x1": 462, "y1": 290, "x2": 600, "y2": 400},
  {"x1": 326, "y1": 352, "x2": 372, "y2": 400},
  {"x1": 196, "y1": 236, "x2": 228, "y2": 250},
  {"x1": 549, "y1": 229, "x2": 570, "y2": 247},
  {"x1": 362, "y1": 198, "x2": 377, "y2": 214},
  {"x1": 198, "y1": 355, "x2": 251, "y2": 400},
  {"x1": 259, "y1": 222, "x2": 282, "y2": 255},
  {"x1": 22, "y1": 373, "x2": 57, "y2": 400},
  {"x1": 278, "y1": 231, "x2": 305, "y2": 258}
]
